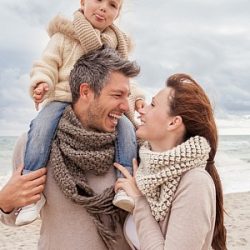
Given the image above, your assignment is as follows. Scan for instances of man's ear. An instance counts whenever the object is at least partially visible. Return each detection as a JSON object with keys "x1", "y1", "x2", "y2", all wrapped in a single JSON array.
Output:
[
  {"x1": 168, "y1": 116, "x2": 183, "y2": 131},
  {"x1": 79, "y1": 83, "x2": 91, "y2": 99}
]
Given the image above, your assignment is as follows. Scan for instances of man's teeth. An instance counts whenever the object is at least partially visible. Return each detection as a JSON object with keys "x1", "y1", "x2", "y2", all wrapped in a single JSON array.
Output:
[{"x1": 109, "y1": 113, "x2": 122, "y2": 119}]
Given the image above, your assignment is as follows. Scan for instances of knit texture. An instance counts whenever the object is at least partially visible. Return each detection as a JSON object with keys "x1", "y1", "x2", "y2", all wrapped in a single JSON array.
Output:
[
  {"x1": 50, "y1": 105, "x2": 121, "y2": 249},
  {"x1": 136, "y1": 136, "x2": 211, "y2": 221}
]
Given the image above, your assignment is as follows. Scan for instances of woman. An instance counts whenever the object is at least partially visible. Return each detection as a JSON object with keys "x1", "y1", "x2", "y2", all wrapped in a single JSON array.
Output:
[{"x1": 115, "y1": 73, "x2": 227, "y2": 250}]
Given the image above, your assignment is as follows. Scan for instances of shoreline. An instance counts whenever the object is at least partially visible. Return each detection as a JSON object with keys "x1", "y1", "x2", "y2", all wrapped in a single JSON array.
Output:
[{"x1": 0, "y1": 191, "x2": 249, "y2": 249}]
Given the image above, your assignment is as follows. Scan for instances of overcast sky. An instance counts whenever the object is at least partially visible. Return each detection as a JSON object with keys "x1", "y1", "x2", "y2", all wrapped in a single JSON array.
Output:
[{"x1": 0, "y1": 0, "x2": 249, "y2": 135}]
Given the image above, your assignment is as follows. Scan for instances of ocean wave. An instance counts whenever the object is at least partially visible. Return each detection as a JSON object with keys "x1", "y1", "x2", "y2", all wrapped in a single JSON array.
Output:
[{"x1": 216, "y1": 151, "x2": 250, "y2": 194}]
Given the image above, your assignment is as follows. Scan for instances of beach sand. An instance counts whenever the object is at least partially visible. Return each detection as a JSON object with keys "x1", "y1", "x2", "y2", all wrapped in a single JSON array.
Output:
[
  {"x1": 224, "y1": 192, "x2": 250, "y2": 250},
  {"x1": 0, "y1": 192, "x2": 250, "y2": 250}
]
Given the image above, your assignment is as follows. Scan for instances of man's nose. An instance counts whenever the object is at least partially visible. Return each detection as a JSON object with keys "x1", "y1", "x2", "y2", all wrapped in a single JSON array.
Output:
[{"x1": 119, "y1": 98, "x2": 129, "y2": 112}]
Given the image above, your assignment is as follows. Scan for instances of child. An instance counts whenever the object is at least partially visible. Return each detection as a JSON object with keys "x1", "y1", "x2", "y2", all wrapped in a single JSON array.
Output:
[{"x1": 15, "y1": 0, "x2": 145, "y2": 226}]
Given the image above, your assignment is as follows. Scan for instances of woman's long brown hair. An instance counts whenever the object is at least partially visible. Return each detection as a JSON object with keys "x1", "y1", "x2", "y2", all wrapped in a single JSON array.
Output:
[{"x1": 166, "y1": 73, "x2": 227, "y2": 250}]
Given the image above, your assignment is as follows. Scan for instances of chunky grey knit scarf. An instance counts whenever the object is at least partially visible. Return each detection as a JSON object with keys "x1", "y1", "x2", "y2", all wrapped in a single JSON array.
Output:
[
  {"x1": 136, "y1": 136, "x2": 211, "y2": 222},
  {"x1": 73, "y1": 10, "x2": 130, "y2": 59},
  {"x1": 50, "y1": 106, "x2": 120, "y2": 249}
]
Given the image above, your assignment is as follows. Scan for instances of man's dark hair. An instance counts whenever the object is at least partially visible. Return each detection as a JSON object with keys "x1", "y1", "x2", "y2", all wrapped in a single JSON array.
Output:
[{"x1": 69, "y1": 46, "x2": 140, "y2": 103}]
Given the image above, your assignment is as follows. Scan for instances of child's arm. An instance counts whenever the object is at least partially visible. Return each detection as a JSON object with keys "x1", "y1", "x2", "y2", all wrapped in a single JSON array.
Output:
[{"x1": 29, "y1": 33, "x2": 65, "y2": 106}]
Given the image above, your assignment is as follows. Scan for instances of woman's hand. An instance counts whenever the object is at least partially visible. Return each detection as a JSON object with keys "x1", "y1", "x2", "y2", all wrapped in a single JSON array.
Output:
[{"x1": 114, "y1": 159, "x2": 142, "y2": 198}]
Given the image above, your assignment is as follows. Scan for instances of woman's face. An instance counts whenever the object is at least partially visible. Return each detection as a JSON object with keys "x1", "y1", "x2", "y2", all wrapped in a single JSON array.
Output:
[{"x1": 136, "y1": 87, "x2": 175, "y2": 143}]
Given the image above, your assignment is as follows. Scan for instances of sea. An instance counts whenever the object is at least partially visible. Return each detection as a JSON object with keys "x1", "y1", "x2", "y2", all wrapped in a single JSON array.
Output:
[{"x1": 0, "y1": 135, "x2": 250, "y2": 194}]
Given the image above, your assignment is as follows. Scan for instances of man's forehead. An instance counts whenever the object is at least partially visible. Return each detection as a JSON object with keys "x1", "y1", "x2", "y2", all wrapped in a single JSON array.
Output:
[{"x1": 104, "y1": 72, "x2": 130, "y2": 92}]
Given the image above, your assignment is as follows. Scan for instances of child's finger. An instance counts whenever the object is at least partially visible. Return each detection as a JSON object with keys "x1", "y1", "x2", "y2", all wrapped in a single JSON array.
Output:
[
  {"x1": 34, "y1": 84, "x2": 43, "y2": 92},
  {"x1": 43, "y1": 83, "x2": 49, "y2": 91},
  {"x1": 34, "y1": 95, "x2": 43, "y2": 101},
  {"x1": 114, "y1": 162, "x2": 132, "y2": 179},
  {"x1": 34, "y1": 89, "x2": 41, "y2": 95}
]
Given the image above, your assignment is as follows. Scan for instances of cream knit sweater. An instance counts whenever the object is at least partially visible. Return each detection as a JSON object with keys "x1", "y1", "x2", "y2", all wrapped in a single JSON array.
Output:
[{"x1": 29, "y1": 13, "x2": 144, "y2": 124}]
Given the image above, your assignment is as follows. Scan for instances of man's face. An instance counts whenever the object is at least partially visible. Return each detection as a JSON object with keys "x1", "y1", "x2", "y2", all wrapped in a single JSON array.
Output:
[{"x1": 86, "y1": 71, "x2": 130, "y2": 132}]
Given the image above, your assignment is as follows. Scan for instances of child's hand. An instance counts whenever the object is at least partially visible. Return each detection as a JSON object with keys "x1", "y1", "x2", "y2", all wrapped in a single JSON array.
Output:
[
  {"x1": 135, "y1": 99, "x2": 145, "y2": 112},
  {"x1": 33, "y1": 83, "x2": 49, "y2": 110}
]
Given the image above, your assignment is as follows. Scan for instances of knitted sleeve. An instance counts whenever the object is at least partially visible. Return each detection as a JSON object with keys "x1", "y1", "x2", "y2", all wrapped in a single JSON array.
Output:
[
  {"x1": 29, "y1": 33, "x2": 64, "y2": 101},
  {"x1": 132, "y1": 169, "x2": 216, "y2": 250},
  {"x1": 130, "y1": 81, "x2": 145, "y2": 101},
  {"x1": 125, "y1": 82, "x2": 145, "y2": 127}
]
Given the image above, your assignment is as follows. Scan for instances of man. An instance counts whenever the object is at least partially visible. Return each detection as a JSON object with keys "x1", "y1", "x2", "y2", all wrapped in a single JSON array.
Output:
[{"x1": 0, "y1": 46, "x2": 140, "y2": 249}]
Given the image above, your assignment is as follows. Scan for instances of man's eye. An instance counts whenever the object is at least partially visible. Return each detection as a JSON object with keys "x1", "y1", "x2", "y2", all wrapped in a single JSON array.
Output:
[{"x1": 151, "y1": 103, "x2": 155, "y2": 107}]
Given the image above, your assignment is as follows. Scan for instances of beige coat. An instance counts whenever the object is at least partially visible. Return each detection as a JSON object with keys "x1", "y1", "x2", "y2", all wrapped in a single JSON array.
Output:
[
  {"x1": 0, "y1": 134, "x2": 131, "y2": 250},
  {"x1": 29, "y1": 15, "x2": 144, "y2": 124},
  {"x1": 125, "y1": 168, "x2": 216, "y2": 250}
]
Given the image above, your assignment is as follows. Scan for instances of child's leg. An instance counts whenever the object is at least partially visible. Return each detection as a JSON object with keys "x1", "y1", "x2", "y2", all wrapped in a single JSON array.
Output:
[
  {"x1": 115, "y1": 115, "x2": 137, "y2": 177},
  {"x1": 16, "y1": 101, "x2": 68, "y2": 226},
  {"x1": 113, "y1": 115, "x2": 137, "y2": 213},
  {"x1": 23, "y1": 101, "x2": 69, "y2": 174}
]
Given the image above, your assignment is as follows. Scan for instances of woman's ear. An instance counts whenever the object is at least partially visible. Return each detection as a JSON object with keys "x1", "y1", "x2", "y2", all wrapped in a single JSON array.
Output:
[{"x1": 168, "y1": 116, "x2": 183, "y2": 131}]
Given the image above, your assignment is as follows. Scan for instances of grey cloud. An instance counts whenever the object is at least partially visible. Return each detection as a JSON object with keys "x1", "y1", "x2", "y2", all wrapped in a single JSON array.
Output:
[
  {"x1": 1, "y1": 0, "x2": 250, "y2": 135},
  {"x1": 123, "y1": 0, "x2": 250, "y2": 118}
]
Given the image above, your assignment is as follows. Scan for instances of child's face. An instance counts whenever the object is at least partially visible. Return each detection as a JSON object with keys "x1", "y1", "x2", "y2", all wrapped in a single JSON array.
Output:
[{"x1": 81, "y1": 0, "x2": 122, "y2": 31}]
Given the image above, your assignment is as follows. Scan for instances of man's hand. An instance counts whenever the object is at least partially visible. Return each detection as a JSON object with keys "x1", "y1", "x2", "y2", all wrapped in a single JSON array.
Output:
[
  {"x1": 0, "y1": 166, "x2": 46, "y2": 213},
  {"x1": 33, "y1": 82, "x2": 49, "y2": 110}
]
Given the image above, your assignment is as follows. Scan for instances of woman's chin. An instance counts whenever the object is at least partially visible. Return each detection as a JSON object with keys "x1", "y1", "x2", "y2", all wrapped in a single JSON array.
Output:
[{"x1": 136, "y1": 127, "x2": 147, "y2": 140}]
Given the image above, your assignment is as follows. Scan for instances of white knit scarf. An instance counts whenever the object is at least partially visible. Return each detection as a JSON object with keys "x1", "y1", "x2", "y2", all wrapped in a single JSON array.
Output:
[{"x1": 135, "y1": 136, "x2": 211, "y2": 221}]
